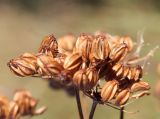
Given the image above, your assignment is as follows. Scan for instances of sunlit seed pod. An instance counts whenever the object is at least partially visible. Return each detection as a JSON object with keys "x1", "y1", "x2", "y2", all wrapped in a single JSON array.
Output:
[
  {"x1": 73, "y1": 69, "x2": 89, "y2": 90},
  {"x1": 58, "y1": 34, "x2": 76, "y2": 55},
  {"x1": 0, "y1": 96, "x2": 9, "y2": 118},
  {"x1": 101, "y1": 80, "x2": 118, "y2": 102},
  {"x1": 119, "y1": 36, "x2": 134, "y2": 52},
  {"x1": 109, "y1": 43, "x2": 128, "y2": 62},
  {"x1": 74, "y1": 33, "x2": 93, "y2": 61},
  {"x1": 90, "y1": 35, "x2": 110, "y2": 61},
  {"x1": 38, "y1": 34, "x2": 58, "y2": 57},
  {"x1": 63, "y1": 53, "x2": 82, "y2": 73},
  {"x1": 37, "y1": 54, "x2": 53, "y2": 76},
  {"x1": 115, "y1": 89, "x2": 130, "y2": 106},
  {"x1": 8, "y1": 58, "x2": 37, "y2": 77},
  {"x1": 130, "y1": 81, "x2": 150, "y2": 93},
  {"x1": 112, "y1": 63, "x2": 124, "y2": 78},
  {"x1": 86, "y1": 67, "x2": 99, "y2": 88}
]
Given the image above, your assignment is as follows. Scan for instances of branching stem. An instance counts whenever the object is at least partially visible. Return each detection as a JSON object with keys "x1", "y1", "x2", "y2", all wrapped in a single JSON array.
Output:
[{"x1": 89, "y1": 100, "x2": 98, "y2": 119}]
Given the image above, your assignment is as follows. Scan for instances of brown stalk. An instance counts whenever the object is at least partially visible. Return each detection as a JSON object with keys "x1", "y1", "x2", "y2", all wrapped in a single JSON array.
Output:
[
  {"x1": 89, "y1": 100, "x2": 98, "y2": 119},
  {"x1": 120, "y1": 107, "x2": 124, "y2": 119},
  {"x1": 75, "y1": 88, "x2": 84, "y2": 119}
]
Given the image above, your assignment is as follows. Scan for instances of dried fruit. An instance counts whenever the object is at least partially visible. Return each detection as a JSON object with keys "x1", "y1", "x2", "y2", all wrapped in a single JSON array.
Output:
[
  {"x1": 101, "y1": 80, "x2": 118, "y2": 102},
  {"x1": 63, "y1": 53, "x2": 82, "y2": 73},
  {"x1": 115, "y1": 89, "x2": 130, "y2": 105},
  {"x1": 131, "y1": 81, "x2": 150, "y2": 92},
  {"x1": 38, "y1": 34, "x2": 58, "y2": 57}
]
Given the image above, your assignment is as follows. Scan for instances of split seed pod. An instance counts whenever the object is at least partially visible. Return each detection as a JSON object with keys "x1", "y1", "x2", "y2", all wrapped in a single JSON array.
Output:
[
  {"x1": 74, "y1": 34, "x2": 93, "y2": 61},
  {"x1": 131, "y1": 81, "x2": 150, "y2": 92},
  {"x1": 38, "y1": 34, "x2": 58, "y2": 57},
  {"x1": 115, "y1": 89, "x2": 130, "y2": 105},
  {"x1": 63, "y1": 53, "x2": 82, "y2": 73},
  {"x1": 90, "y1": 35, "x2": 110, "y2": 61},
  {"x1": 8, "y1": 53, "x2": 37, "y2": 77},
  {"x1": 101, "y1": 80, "x2": 118, "y2": 102},
  {"x1": 73, "y1": 68, "x2": 99, "y2": 90},
  {"x1": 109, "y1": 43, "x2": 128, "y2": 62},
  {"x1": 37, "y1": 54, "x2": 63, "y2": 77}
]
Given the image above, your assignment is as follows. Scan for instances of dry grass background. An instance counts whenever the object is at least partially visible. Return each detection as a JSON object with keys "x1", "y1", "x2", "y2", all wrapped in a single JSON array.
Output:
[{"x1": 0, "y1": 0, "x2": 160, "y2": 119}]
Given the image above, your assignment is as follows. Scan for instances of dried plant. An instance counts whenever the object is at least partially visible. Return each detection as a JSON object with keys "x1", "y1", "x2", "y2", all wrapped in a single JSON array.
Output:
[
  {"x1": 8, "y1": 32, "x2": 157, "y2": 119},
  {"x1": 0, "y1": 89, "x2": 47, "y2": 119}
]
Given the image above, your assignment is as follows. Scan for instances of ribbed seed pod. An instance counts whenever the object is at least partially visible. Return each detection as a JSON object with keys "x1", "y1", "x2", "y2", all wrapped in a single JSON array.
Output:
[
  {"x1": 90, "y1": 35, "x2": 110, "y2": 61},
  {"x1": 115, "y1": 89, "x2": 130, "y2": 105},
  {"x1": 58, "y1": 34, "x2": 76, "y2": 55},
  {"x1": 20, "y1": 53, "x2": 37, "y2": 65},
  {"x1": 101, "y1": 80, "x2": 118, "y2": 102},
  {"x1": 8, "y1": 54, "x2": 37, "y2": 77},
  {"x1": 8, "y1": 101, "x2": 20, "y2": 119},
  {"x1": 73, "y1": 69, "x2": 89, "y2": 90},
  {"x1": 119, "y1": 36, "x2": 134, "y2": 52},
  {"x1": 63, "y1": 53, "x2": 82, "y2": 73},
  {"x1": 38, "y1": 34, "x2": 58, "y2": 57},
  {"x1": 131, "y1": 81, "x2": 150, "y2": 92},
  {"x1": 37, "y1": 54, "x2": 63, "y2": 76},
  {"x1": 133, "y1": 65, "x2": 143, "y2": 81},
  {"x1": 109, "y1": 43, "x2": 128, "y2": 62},
  {"x1": 112, "y1": 63, "x2": 123, "y2": 78},
  {"x1": 86, "y1": 67, "x2": 99, "y2": 89},
  {"x1": 74, "y1": 33, "x2": 93, "y2": 61},
  {"x1": 0, "y1": 96, "x2": 10, "y2": 118}
]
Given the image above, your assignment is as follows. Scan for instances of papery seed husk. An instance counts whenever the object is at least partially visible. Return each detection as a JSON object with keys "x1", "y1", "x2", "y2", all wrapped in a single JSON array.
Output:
[
  {"x1": 38, "y1": 34, "x2": 58, "y2": 57},
  {"x1": 115, "y1": 89, "x2": 130, "y2": 105},
  {"x1": 131, "y1": 81, "x2": 150, "y2": 92},
  {"x1": 109, "y1": 43, "x2": 128, "y2": 62},
  {"x1": 63, "y1": 53, "x2": 82, "y2": 73},
  {"x1": 134, "y1": 66, "x2": 143, "y2": 81},
  {"x1": 91, "y1": 35, "x2": 110, "y2": 60},
  {"x1": 101, "y1": 80, "x2": 118, "y2": 102}
]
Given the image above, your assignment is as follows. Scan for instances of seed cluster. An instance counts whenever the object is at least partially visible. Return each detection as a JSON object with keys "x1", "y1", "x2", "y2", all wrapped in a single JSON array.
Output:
[
  {"x1": 8, "y1": 33, "x2": 151, "y2": 106},
  {"x1": 0, "y1": 90, "x2": 46, "y2": 119}
]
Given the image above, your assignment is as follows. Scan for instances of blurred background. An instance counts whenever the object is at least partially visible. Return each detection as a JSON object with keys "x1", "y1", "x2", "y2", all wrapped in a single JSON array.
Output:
[{"x1": 0, "y1": 0, "x2": 160, "y2": 119}]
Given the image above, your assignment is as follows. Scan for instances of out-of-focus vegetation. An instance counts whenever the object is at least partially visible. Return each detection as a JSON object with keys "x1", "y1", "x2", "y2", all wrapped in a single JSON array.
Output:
[{"x1": 0, "y1": 0, "x2": 160, "y2": 119}]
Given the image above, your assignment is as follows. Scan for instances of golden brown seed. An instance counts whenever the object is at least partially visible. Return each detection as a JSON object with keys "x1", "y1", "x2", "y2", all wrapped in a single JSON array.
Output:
[
  {"x1": 20, "y1": 53, "x2": 37, "y2": 65},
  {"x1": 123, "y1": 66, "x2": 130, "y2": 78},
  {"x1": 74, "y1": 33, "x2": 93, "y2": 61},
  {"x1": 134, "y1": 65, "x2": 143, "y2": 81},
  {"x1": 37, "y1": 54, "x2": 63, "y2": 76},
  {"x1": 90, "y1": 35, "x2": 110, "y2": 61},
  {"x1": 73, "y1": 69, "x2": 89, "y2": 90},
  {"x1": 63, "y1": 53, "x2": 82, "y2": 73},
  {"x1": 115, "y1": 89, "x2": 130, "y2": 105},
  {"x1": 8, "y1": 58, "x2": 37, "y2": 77},
  {"x1": 131, "y1": 81, "x2": 150, "y2": 92},
  {"x1": 109, "y1": 43, "x2": 128, "y2": 62},
  {"x1": 58, "y1": 34, "x2": 76, "y2": 55},
  {"x1": 132, "y1": 91, "x2": 150, "y2": 99},
  {"x1": 101, "y1": 80, "x2": 118, "y2": 102},
  {"x1": 86, "y1": 67, "x2": 99, "y2": 89},
  {"x1": 73, "y1": 68, "x2": 99, "y2": 90},
  {"x1": 8, "y1": 101, "x2": 20, "y2": 119},
  {"x1": 38, "y1": 34, "x2": 58, "y2": 57},
  {"x1": 119, "y1": 36, "x2": 134, "y2": 52}
]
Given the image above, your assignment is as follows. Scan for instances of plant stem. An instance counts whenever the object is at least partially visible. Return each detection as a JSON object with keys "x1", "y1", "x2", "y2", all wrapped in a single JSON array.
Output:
[
  {"x1": 120, "y1": 107, "x2": 124, "y2": 119},
  {"x1": 89, "y1": 100, "x2": 98, "y2": 119},
  {"x1": 75, "y1": 88, "x2": 84, "y2": 119}
]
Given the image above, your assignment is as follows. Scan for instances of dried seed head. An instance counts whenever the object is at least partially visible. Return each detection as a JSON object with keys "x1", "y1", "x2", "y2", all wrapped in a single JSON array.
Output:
[
  {"x1": 63, "y1": 53, "x2": 82, "y2": 73},
  {"x1": 127, "y1": 66, "x2": 142, "y2": 81},
  {"x1": 37, "y1": 54, "x2": 63, "y2": 76},
  {"x1": 8, "y1": 53, "x2": 37, "y2": 77},
  {"x1": 101, "y1": 80, "x2": 118, "y2": 102},
  {"x1": 109, "y1": 43, "x2": 128, "y2": 62},
  {"x1": 119, "y1": 36, "x2": 134, "y2": 52},
  {"x1": 115, "y1": 89, "x2": 130, "y2": 106},
  {"x1": 74, "y1": 33, "x2": 93, "y2": 61},
  {"x1": 90, "y1": 35, "x2": 110, "y2": 61},
  {"x1": 38, "y1": 34, "x2": 58, "y2": 57},
  {"x1": 131, "y1": 81, "x2": 150, "y2": 92},
  {"x1": 58, "y1": 34, "x2": 76, "y2": 55}
]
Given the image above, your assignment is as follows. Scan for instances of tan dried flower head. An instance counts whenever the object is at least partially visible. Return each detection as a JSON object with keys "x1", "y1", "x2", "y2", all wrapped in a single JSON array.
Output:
[{"x1": 8, "y1": 32, "x2": 155, "y2": 108}]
